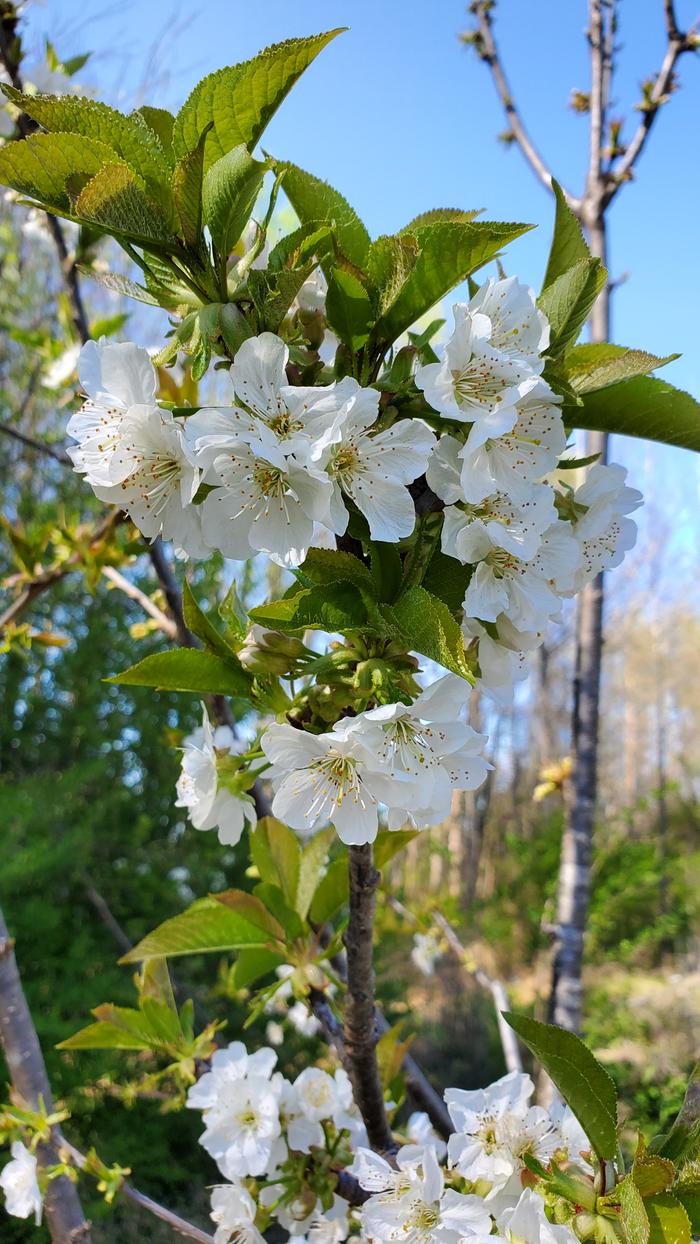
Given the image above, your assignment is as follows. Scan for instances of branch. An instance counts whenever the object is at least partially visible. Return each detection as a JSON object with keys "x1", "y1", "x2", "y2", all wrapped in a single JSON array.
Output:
[
  {"x1": 468, "y1": 1, "x2": 578, "y2": 209},
  {"x1": 60, "y1": 1140, "x2": 215, "y2": 1244},
  {"x1": 342, "y1": 844, "x2": 397, "y2": 1157},
  {"x1": 102, "y1": 564, "x2": 177, "y2": 641},
  {"x1": 587, "y1": 1, "x2": 615, "y2": 194},
  {"x1": 0, "y1": 906, "x2": 93, "y2": 1244},
  {"x1": 0, "y1": 422, "x2": 71, "y2": 465},
  {"x1": 604, "y1": 1, "x2": 696, "y2": 206}
]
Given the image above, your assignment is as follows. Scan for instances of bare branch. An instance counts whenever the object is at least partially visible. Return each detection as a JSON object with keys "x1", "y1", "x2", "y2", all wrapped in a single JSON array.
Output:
[
  {"x1": 102, "y1": 564, "x2": 177, "y2": 641},
  {"x1": 342, "y1": 845, "x2": 397, "y2": 1157},
  {"x1": 0, "y1": 906, "x2": 93, "y2": 1244},
  {"x1": 468, "y1": 1, "x2": 578, "y2": 209},
  {"x1": 587, "y1": 1, "x2": 616, "y2": 194},
  {"x1": 0, "y1": 422, "x2": 71, "y2": 465},
  {"x1": 605, "y1": 2, "x2": 696, "y2": 206},
  {"x1": 61, "y1": 1140, "x2": 215, "y2": 1244}
]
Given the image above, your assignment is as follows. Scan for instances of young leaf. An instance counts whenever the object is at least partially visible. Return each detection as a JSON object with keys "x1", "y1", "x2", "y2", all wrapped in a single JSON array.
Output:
[
  {"x1": 108, "y1": 647, "x2": 253, "y2": 697},
  {"x1": 308, "y1": 856, "x2": 348, "y2": 925},
  {"x1": 75, "y1": 163, "x2": 178, "y2": 248},
  {"x1": 202, "y1": 145, "x2": 267, "y2": 258},
  {"x1": 401, "y1": 208, "x2": 482, "y2": 229},
  {"x1": 250, "y1": 817, "x2": 301, "y2": 909},
  {"x1": 367, "y1": 234, "x2": 421, "y2": 319},
  {"x1": 618, "y1": 1177, "x2": 650, "y2": 1244},
  {"x1": 503, "y1": 1012, "x2": 618, "y2": 1161},
  {"x1": 562, "y1": 343, "x2": 678, "y2": 394},
  {"x1": 172, "y1": 31, "x2": 345, "y2": 171},
  {"x1": 172, "y1": 125, "x2": 211, "y2": 246},
  {"x1": 181, "y1": 580, "x2": 241, "y2": 662},
  {"x1": 421, "y1": 549, "x2": 472, "y2": 615},
  {"x1": 276, "y1": 161, "x2": 371, "y2": 272},
  {"x1": 651, "y1": 1062, "x2": 700, "y2": 1161},
  {"x1": 57, "y1": 1005, "x2": 160, "y2": 1051},
  {"x1": 572, "y1": 375, "x2": 700, "y2": 454},
  {"x1": 250, "y1": 581, "x2": 376, "y2": 635},
  {"x1": 120, "y1": 892, "x2": 285, "y2": 962},
  {"x1": 297, "y1": 548, "x2": 376, "y2": 593},
  {"x1": 370, "y1": 542, "x2": 403, "y2": 604},
  {"x1": 325, "y1": 267, "x2": 374, "y2": 350},
  {"x1": 646, "y1": 1194, "x2": 691, "y2": 1244},
  {"x1": 373, "y1": 220, "x2": 533, "y2": 346},
  {"x1": 538, "y1": 258, "x2": 607, "y2": 357},
  {"x1": 231, "y1": 947, "x2": 286, "y2": 990},
  {"x1": 253, "y1": 882, "x2": 304, "y2": 940},
  {"x1": 1, "y1": 87, "x2": 175, "y2": 220},
  {"x1": 136, "y1": 105, "x2": 176, "y2": 156},
  {"x1": 0, "y1": 132, "x2": 117, "y2": 216},
  {"x1": 296, "y1": 828, "x2": 335, "y2": 921},
  {"x1": 542, "y1": 179, "x2": 590, "y2": 290},
  {"x1": 385, "y1": 586, "x2": 473, "y2": 680}
]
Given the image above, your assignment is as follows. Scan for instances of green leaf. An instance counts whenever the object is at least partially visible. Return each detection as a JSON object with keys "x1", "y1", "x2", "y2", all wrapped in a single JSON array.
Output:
[
  {"x1": 277, "y1": 161, "x2": 371, "y2": 272},
  {"x1": 172, "y1": 125, "x2": 211, "y2": 246},
  {"x1": 231, "y1": 947, "x2": 286, "y2": 990},
  {"x1": 401, "y1": 208, "x2": 482, "y2": 230},
  {"x1": 137, "y1": 106, "x2": 175, "y2": 157},
  {"x1": 108, "y1": 647, "x2": 253, "y2": 697},
  {"x1": 374, "y1": 219, "x2": 533, "y2": 346},
  {"x1": 504, "y1": 1012, "x2": 618, "y2": 1160},
  {"x1": 620, "y1": 1177, "x2": 651, "y2": 1244},
  {"x1": 202, "y1": 144, "x2": 267, "y2": 258},
  {"x1": 676, "y1": 1195, "x2": 700, "y2": 1234},
  {"x1": 325, "y1": 266, "x2": 374, "y2": 350},
  {"x1": 77, "y1": 267, "x2": 162, "y2": 306},
  {"x1": 367, "y1": 234, "x2": 421, "y2": 318},
  {"x1": 421, "y1": 548, "x2": 472, "y2": 614},
  {"x1": 308, "y1": 830, "x2": 417, "y2": 925},
  {"x1": 1, "y1": 87, "x2": 175, "y2": 220},
  {"x1": 250, "y1": 817, "x2": 301, "y2": 908},
  {"x1": 58, "y1": 1006, "x2": 157, "y2": 1051},
  {"x1": 370, "y1": 542, "x2": 403, "y2": 604},
  {"x1": 121, "y1": 892, "x2": 285, "y2": 962},
  {"x1": 0, "y1": 132, "x2": 117, "y2": 216},
  {"x1": 172, "y1": 31, "x2": 345, "y2": 171},
  {"x1": 646, "y1": 1194, "x2": 691, "y2": 1244},
  {"x1": 297, "y1": 548, "x2": 376, "y2": 593},
  {"x1": 75, "y1": 163, "x2": 177, "y2": 248},
  {"x1": 633, "y1": 1156, "x2": 676, "y2": 1198},
  {"x1": 385, "y1": 586, "x2": 472, "y2": 680},
  {"x1": 538, "y1": 258, "x2": 607, "y2": 357},
  {"x1": 267, "y1": 222, "x2": 332, "y2": 273},
  {"x1": 562, "y1": 343, "x2": 678, "y2": 394},
  {"x1": 542, "y1": 179, "x2": 590, "y2": 290},
  {"x1": 297, "y1": 828, "x2": 335, "y2": 920},
  {"x1": 374, "y1": 829, "x2": 418, "y2": 867},
  {"x1": 572, "y1": 375, "x2": 700, "y2": 454},
  {"x1": 253, "y1": 882, "x2": 304, "y2": 940},
  {"x1": 250, "y1": 581, "x2": 375, "y2": 635},
  {"x1": 181, "y1": 581, "x2": 241, "y2": 663},
  {"x1": 652, "y1": 1063, "x2": 700, "y2": 1160}
]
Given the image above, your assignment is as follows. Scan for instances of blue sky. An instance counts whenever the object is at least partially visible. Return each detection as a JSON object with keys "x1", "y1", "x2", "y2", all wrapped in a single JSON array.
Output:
[{"x1": 23, "y1": 0, "x2": 700, "y2": 567}]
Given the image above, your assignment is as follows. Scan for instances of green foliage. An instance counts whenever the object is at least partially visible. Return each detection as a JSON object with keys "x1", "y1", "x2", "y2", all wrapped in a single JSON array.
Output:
[
  {"x1": 325, "y1": 267, "x2": 373, "y2": 350},
  {"x1": 562, "y1": 343, "x2": 678, "y2": 394},
  {"x1": 0, "y1": 132, "x2": 117, "y2": 215},
  {"x1": 277, "y1": 161, "x2": 372, "y2": 271},
  {"x1": 108, "y1": 647, "x2": 253, "y2": 697},
  {"x1": 201, "y1": 145, "x2": 268, "y2": 258},
  {"x1": 74, "y1": 163, "x2": 178, "y2": 248},
  {"x1": 504, "y1": 1012, "x2": 619, "y2": 1160},
  {"x1": 572, "y1": 374, "x2": 700, "y2": 453},
  {"x1": 539, "y1": 257, "x2": 607, "y2": 357},
  {"x1": 171, "y1": 31, "x2": 345, "y2": 170},
  {"x1": 541, "y1": 179, "x2": 590, "y2": 289},
  {"x1": 122, "y1": 891, "x2": 286, "y2": 962}
]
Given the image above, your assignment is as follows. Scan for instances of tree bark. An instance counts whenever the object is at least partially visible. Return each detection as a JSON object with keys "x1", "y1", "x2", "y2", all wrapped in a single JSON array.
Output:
[
  {"x1": 548, "y1": 212, "x2": 609, "y2": 1032},
  {"x1": 0, "y1": 906, "x2": 93, "y2": 1244}
]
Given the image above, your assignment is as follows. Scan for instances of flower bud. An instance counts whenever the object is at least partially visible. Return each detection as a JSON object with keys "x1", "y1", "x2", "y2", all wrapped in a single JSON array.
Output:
[{"x1": 238, "y1": 625, "x2": 305, "y2": 676}]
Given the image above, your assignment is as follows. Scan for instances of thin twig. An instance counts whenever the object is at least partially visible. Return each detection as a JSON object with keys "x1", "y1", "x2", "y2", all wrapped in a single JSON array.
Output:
[
  {"x1": 60, "y1": 1140, "x2": 214, "y2": 1244},
  {"x1": 343, "y1": 844, "x2": 397, "y2": 1157},
  {"x1": 604, "y1": 0, "x2": 695, "y2": 205},
  {"x1": 0, "y1": 422, "x2": 71, "y2": 465},
  {"x1": 0, "y1": 906, "x2": 93, "y2": 1244},
  {"x1": 469, "y1": 1, "x2": 579, "y2": 209},
  {"x1": 102, "y1": 564, "x2": 177, "y2": 640}
]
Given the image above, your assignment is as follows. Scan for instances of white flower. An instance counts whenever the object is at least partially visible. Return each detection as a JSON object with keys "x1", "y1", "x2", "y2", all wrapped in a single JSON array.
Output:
[
  {"x1": 296, "y1": 269, "x2": 328, "y2": 315},
  {"x1": 67, "y1": 339, "x2": 157, "y2": 484},
  {"x1": 186, "y1": 1042, "x2": 283, "y2": 1177},
  {"x1": 311, "y1": 383, "x2": 435, "y2": 541},
  {"x1": 265, "y1": 1020, "x2": 285, "y2": 1046},
  {"x1": 459, "y1": 518, "x2": 579, "y2": 633},
  {"x1": 175, "y1": 707, "x2": 256, "y2": 847},
  {"x1": 356, "y1": 1144, "x2": 492, "y2": 1244},
  {"x1": 411, "y1": 932, "x2": 443, "y2": 978},
  {"x1": 307, "y1": 1195, "x2": 350, "y2": 1244},
  {"x1": 456, "y1": 382, "x2": 566, "y2": 503},
  {"x1": 0, "y1": 1142, "x2": 42, "y2": 1224},
  {"x1": 462, "y1": 619, "x2": 531, "y2": 706},
  {"x1": 446, "y1": 1071, "x2": 560, "y2": 1211},
  {"x1": 407, "y1": 1111, "x2": 448, "y2": 1161},
  {"x1": 92, "y1": 407, "x2": 200, "y2": 546},
  {"x1": 260, "y1": 720, "x2": 413, "y2": 846},
  {"x1": 440, "y1": 486, "x2": 558, "y2": 564},
  {"x1": 186, "y1": 334, "x2": 352, "y2": 458},
  {"x1": 285, "y1": 1067, "x2": 340, "y2": 1152},
  {"x1": 44, "y1": 343, "x2": 81, "y2": 389},
  {"x1": 345, "y1": 674, "x2": 490, "y2": 830},
  {"x1": 200, "y1": 435, "x2": 333, "y2": 567},
  {"x1": 467, "y1": 277, "x2": 549, "y2": 368},
  {"x1": 210, "y1": 1183, "x2": 266, "y2": 1244},
  {"x1": 415, "y1": 302, "x2": 539, "y2": 431},
  {"x1": 496, "y1": 1189, "x2": 578, "y2": 1244},
  {"x1": 567, "y1": 463, "x2": 642, "y2": 590}
]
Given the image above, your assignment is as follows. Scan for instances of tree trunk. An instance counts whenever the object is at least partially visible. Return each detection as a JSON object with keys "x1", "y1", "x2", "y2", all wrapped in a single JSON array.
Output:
[
  {"x1": 0, "y1": 907, "x2": 93, "y2": 1243},
  {"x1": 548, "y1": 213, "x2": 609, "y2": 1033}
]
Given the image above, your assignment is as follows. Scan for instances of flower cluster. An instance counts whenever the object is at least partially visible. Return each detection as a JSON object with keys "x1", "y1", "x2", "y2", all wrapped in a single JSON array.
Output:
[
  {"x1": 184, "y1": 1042, "x2": 597, "y2": 1244},
  {"x1": 176, "y1": 707, "x2": 257, "y2": 847},
  {"x1": 186, "y1": 1041, "x2": 362, "y2": 1243},
  {"x1": 68, "y1": 333, "x2": 436, "y2": 566},
  {"x1": 417, "y1": 278, "x2": 642, "y2": 702},
  {"x1": 260, "y1": 673, "x2": 490, "y2": 845}
]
